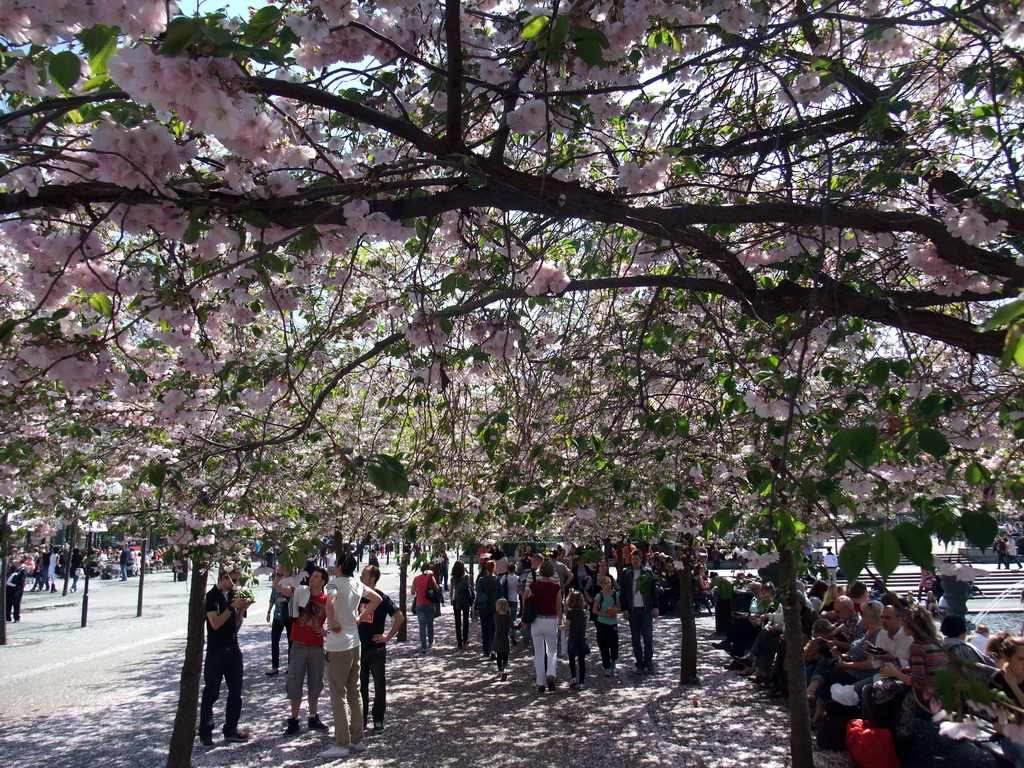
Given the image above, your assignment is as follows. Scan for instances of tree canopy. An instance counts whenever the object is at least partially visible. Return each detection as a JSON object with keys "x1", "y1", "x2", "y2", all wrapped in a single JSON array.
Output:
[{"x1": 2, "y1": 0, "x2": 1024, "y2": 561}]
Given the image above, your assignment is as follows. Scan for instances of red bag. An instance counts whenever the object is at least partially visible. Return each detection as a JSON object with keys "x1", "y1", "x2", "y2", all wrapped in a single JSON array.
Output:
[{"x1": 846, "y1": 719, "x2": 900, "y2": 768}]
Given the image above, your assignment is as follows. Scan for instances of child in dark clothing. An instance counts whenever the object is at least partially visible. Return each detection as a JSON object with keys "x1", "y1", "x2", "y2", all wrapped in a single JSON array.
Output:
[
  {"x1": 493, "y1": 598, "x2": 512, "y2": 681},
  {"x1": 561, "y1": 591, "x2": 590, "y2": 688}
]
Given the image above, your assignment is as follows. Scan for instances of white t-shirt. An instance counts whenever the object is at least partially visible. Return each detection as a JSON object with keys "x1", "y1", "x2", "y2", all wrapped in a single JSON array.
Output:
[
  {"x1": 824, "y1": 552, "x2": 838, "y2": 568},
  {"x1": 874, "y1": 626, "x2": 912, "y2": 668},
  {"x1": 631, "y1": 569, "x2": 644, "y2": 608},
  {"x1": 325, "y1": 552, "x2": 337, "y2": 569},
  {"x1": 324, "y1": 576, "x2": 374, "y2": 652},
  {"x1": 506, "y1": 574, "x2": 518, "y2": 602}
]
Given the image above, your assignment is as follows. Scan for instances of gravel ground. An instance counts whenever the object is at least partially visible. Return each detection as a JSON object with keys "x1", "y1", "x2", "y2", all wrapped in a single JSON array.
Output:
[{"x1": 186, "y1": 610, "x2": 853, "y2": 768}]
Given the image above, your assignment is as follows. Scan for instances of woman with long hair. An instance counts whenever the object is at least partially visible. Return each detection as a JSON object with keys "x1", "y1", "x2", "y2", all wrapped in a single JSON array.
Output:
[
  {"x1": 411, "y1": 563, "x2": 441, "y2": 652},
  {"x1": 449, "y1": 560, "x2": 472, "y2": 649},
  {"x1": 523, "y1": 560, "x2": 563, "y2": 693}
]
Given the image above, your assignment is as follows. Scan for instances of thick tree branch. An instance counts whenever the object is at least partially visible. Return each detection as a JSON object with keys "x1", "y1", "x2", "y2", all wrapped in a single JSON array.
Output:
[{"x1": 444, "y1": 0, "x2": 464, "y2": 150}]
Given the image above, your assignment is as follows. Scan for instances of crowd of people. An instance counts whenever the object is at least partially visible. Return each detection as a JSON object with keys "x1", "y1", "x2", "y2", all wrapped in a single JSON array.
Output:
[
  {"x1": 711, "y1": 571, "x2": 1024, "y2": 764},
  {"x1": 4, "y1": 541, "x2": 173, "y2": 623},
  {"x1": 198, "y1": 541, "x2": 681, "y2": 758}
]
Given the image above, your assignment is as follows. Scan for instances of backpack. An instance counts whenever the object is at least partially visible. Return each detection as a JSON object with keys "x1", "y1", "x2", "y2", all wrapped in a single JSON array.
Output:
[
  {"x1": 453, "y1": 578, "x2": 475, "y2": 610},
  {"x1": 475, "y1": 575, "x2": 500, "y2": 611}
]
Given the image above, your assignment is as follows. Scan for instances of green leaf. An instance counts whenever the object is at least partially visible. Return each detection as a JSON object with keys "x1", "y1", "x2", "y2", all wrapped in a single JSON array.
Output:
[
  {"x1": 575, "y1": 38, "x2": 604, "y2": 66},
  {"x1": 961, "y1": 511, "x2": 998, "y2": 549},
  {"x1": 893, "y1": 523, "x2": 933, "y2": 570},
  {"x1": 837, "y1": 533, "x2": 872, "y2": 582},
  {"x1": 366, "y1": 454, "x2": 409, "y2": 496},
  {"x1": 50, "y1": 51, "x2": 82, "y2": 91},
  {"x1": 863, "y1": 358, "x2": 889, "y2": 387},
  {"x1": 848, "y1": 425, "x2": 880, "y2": 467},
  {"x1": 982, "y1": 298, "x2": 1024, "y2": 330},
  {"x1": 77, "y1": 25, "x2": 120, "y2": 76},
  {"x1": 149, "y1": 462, "x2": 167, "y2": 488},
  {"x1": 548, "y1": 15, "x2": 570, "y2": 53},
  {"x1": 522, "y1": 15, "x2": 550, "y2": 39},
  {"x1": 0, "y1": 318, "x2": 17, "y2": 346},
  {"x1": 88, "y1": 293, "x2": 113, "y2": 317},
  {"x1": 918, "y1": 426, "x2": 950, "y2": 458},
  {"x1": 965, "y1": 462, "x2": 990, "y2": 487},
  {"x1": 239, "y1": 208, "x2": 271, "y2": 229},
  {"x1": 159, "y1": 20, "x2": 201, "y2": 56},
  {"x1": 656, "y1": 482, "x2": 679, "y2": 511}
]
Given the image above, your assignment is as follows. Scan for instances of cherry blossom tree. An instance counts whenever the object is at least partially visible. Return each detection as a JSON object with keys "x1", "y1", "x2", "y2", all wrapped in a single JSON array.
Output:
[{"x1": 6, "y1": 0, "x2": 1024, "y2": 765}]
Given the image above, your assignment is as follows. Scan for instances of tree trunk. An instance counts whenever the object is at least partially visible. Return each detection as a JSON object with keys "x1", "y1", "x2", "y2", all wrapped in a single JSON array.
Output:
[
  {"x1": 779, "y1": 547, "x2": 814, "y2": 768},
  {"x1": 0, "y1": 511, "x2": 9, "y2": 646},
  {"x1": 61, "y1": 519, "x2": 77, "y2": 597},
  {"x1": 137, "y1": 536, "x2": 147, "y2": 617},
  {"x1": 166, "y1": 558, "x2": 208, "y2": 768},
  {"x1": 397, "y1": 540, "x2": 409, "y2": 642},
  {"x1": 677, "y1": 552, "x2": 699, "y2": 685}
]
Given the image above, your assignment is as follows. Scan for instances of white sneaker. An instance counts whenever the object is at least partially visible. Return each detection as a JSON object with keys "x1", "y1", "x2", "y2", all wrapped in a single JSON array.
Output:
[
  {"x1": 346, "y1": 741, "x2": 366, "y2": 752},
  {"x1": 322, "y1": 745, "x2": 350, "y2": 758}
]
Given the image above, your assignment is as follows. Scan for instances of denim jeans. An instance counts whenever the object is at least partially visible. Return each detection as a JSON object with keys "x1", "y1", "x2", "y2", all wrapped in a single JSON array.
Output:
[
  {"x1": 628, "y1": 607, "x2": 654, "y2": 668},
  {"x1": 360, "y1": 644, "x2": 387, "y2": 726},
  {"x1": 453, "y1": 605, "x2": 469, "y2": 646},
  {"x1": 199, "y1": 647, "x2": 243, "y2": 737},
  {"x1": 415, "y1": 604, "x2": 435, "y2": 650},
  {"x1": 270, "y1": 616, "x2": 291, "y2": 670}
]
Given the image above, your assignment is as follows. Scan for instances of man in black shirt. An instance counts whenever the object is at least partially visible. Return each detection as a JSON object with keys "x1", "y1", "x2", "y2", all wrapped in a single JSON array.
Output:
[
  {"x1": 198, "y1": 568, "x2": 252, "y2": 749},
  {"x1": 358, "y1": 565, "x2": 404, "y2": 732}
]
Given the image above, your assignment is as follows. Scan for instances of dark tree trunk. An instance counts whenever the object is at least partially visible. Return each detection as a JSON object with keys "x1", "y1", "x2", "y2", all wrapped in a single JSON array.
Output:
[
  {"x1": 677, "y1": 551, "x2": 699, "y2": 684},
  {"x1": 61, "y1": 519, "x2": 77, "y2": 597},
  {"x1": 0, "y1": 511, "x2": 8, "y2": 646},
  {"x1": 136, "y1": 536, "x2": 147, "y2": 617},
  {"x1": 166, "y1": 558, "x2": 208, "y2": 768},
  {"x1": 779, "y1": 547, "x2": 814, "y2": 768},
  {"x1": 397, "y1": 540, "x2": 409, "y2": 642}
]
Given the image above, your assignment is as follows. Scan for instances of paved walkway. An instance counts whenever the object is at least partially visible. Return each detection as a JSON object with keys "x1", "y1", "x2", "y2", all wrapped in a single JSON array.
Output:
[{"x1": 0, "y1": 560, "x2": 1003, "y2": 768}]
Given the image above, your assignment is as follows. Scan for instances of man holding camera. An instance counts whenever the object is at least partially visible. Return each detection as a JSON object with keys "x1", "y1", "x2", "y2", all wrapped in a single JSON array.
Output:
[{"x1": 198, "y1": 567, "x2": 253, "y2": 749}]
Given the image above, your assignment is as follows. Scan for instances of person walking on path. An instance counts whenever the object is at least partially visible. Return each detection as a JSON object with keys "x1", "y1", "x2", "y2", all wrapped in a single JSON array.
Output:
[
  {"x1": 449, "y1": 560, "x2": 474, "y2": 649},
  {"x1": 475, "y1": 559, "x2": 503, "y2": 657},
  {"x1": 118, "y1": 544, "x2": 130, "y2": 582},
  {"x1": 5, "y1": 557, "x2": 30, "y2": 622},
  {"x1": 562, "y1": 590, "x2": 591, "y2": 688},
  {"x1": 198, "y1": 567, "x2": 253, "y2": 748},
  {"x1": 359, "y1": 564, "x2": 404, "y2": 732},
  {"x1": 591, "y1": 574, "x2": 621, "y2": 675},
  {"x1": 283, "y1": 567, "x2": 330, "y2": 736},
  {"x1": 620, "y1": 550, "x2": 660, "y2": 675},
  {"x1": 410, "y1": 564, "x2": 441, "y2": 652},
  {"x1": 492, "y1": 598, "x2": 512, "y2": 681},
  {"x1": 523, "y1": 559, "x2": 562, "y2": 693},
  {"x1": 323, "y1": 555, "x2": 381, "y2": 760}
]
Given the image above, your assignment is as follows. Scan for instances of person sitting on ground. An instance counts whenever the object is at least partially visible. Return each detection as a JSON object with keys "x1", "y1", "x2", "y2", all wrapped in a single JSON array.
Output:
[
  {"x1": 807, "y1": 601, "x2": 883, "y2": 723},
  {"x1": 847, "y1": 581, "x2": 869, "y2": 613},
  {"x1": 873, "y1": 605, "x2": 946, "y2": 725},
  {"x1": 940, "y1": 614, "x2": 991, "y2": 667},
  {"x1": 715, "y1": 580, "x2": 766, "y2": 659},
  {"x1": 969, "y1": 624, "x2": 992, "y2": 658},
  {"x1": 806, "y1": 579, "x2": 829, "y2": 612},
  {"x1": 986, "y1": 632, "x2": 1024, "y2": 766}
]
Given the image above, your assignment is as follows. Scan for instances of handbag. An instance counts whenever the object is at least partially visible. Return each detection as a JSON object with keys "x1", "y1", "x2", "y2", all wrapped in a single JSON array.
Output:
[
  {"x1": 521, "y1": 593, "x2": 539, "y2": 625},
  {"x1": 425, "y1": 582, "x2": 440, "y2": 604}
]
